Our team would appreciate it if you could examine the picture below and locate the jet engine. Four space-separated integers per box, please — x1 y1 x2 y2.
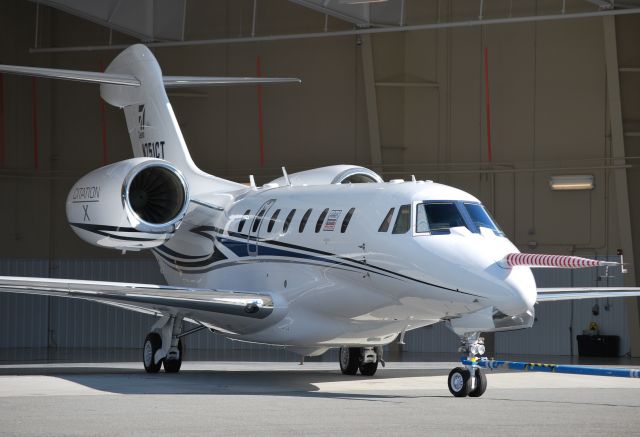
269 165 382 186
66 157 189 250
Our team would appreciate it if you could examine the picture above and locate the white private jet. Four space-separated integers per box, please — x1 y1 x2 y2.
1 44 639 398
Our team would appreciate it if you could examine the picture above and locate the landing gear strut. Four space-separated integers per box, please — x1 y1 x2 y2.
339 346 384 376
447 332 487 397
142 315 185 373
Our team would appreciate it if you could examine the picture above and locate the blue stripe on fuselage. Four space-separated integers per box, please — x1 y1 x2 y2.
216 236 370 273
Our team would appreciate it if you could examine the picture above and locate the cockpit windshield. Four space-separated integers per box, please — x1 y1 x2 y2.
463 203 503 235
415 201 503 236
416 202 466 234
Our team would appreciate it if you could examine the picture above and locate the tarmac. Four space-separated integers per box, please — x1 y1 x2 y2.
0 354 639 437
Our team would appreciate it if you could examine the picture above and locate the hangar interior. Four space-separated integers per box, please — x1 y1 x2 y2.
1 0 640 359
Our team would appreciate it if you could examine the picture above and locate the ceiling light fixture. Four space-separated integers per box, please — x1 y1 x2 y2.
549 175 594 191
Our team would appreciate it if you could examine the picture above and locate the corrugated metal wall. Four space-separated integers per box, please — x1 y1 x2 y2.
0 258 631 356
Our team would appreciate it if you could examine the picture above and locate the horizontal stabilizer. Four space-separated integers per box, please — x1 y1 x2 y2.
537 287 640 302
0 64 140 86
163 76 301 87
0 65 301 88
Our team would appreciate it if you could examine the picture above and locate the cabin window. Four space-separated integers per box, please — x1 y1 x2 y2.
392 205 410 234
299 208 313 232
416 202 466 234
464 203 503 235
315 208 329 233
341 208 355 233
252 207 268 233
267 209 281 233
238 209 251 233
378 208 395 232
283 209 296 233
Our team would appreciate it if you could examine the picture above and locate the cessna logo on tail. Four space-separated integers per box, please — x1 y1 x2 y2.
138 105 146 139
138 105 165 158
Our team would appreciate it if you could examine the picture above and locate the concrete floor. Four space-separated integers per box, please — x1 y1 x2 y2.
0 359 639 436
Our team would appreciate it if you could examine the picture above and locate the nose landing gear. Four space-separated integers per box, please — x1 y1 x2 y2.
448 333 487 397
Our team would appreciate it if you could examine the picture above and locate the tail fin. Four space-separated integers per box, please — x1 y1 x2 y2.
101 44 238 193
0 44 300 194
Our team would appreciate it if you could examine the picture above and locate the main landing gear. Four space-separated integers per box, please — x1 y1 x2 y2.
339 346 384 376
447 333 488 398
143 314 193 373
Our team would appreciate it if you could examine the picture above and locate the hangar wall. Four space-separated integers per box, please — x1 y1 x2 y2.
0 0 638 357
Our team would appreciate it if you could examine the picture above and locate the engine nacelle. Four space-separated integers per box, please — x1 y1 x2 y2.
269 165 382 186
66 158 189 250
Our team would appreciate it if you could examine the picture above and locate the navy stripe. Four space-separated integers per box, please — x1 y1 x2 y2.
167 226 484 299
70 223 162 242
69 223 140 233
156 245 208 260
153 247 227 268
256 238 480 297
218 237 249 258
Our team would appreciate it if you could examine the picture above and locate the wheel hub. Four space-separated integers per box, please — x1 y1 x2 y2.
340 348 349 367
451 372 464 392
143 340 153 366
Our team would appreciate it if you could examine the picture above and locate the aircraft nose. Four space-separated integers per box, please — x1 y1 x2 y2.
501 266 537 315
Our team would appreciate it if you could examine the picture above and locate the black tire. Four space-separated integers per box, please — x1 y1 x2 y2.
359 361 378 376
339 347 360 375
468 368 487 397
163 339 183 373
143 333 162 373
448 367 472 397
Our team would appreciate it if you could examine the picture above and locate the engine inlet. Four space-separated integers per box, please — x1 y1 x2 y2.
127 165 187 225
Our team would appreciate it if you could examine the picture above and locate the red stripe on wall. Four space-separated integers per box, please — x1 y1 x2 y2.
0 73 5 167
484 47 493 162
99 62 108 165
256 56 265 167
32 78 39 170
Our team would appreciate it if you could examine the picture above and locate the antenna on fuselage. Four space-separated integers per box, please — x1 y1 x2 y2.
249 175 257 190
411 175 417 183
282 167 292 186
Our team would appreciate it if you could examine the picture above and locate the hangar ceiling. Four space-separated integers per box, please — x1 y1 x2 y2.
26 0 640 53
288 0 406 27
28 0 187 41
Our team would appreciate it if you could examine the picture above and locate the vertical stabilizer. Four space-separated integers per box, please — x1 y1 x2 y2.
100 44 243 193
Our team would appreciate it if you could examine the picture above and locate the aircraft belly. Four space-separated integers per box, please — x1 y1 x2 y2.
185 261 453 346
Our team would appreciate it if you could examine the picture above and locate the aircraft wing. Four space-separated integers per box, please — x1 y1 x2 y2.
537 287 640 302
0 276 274 320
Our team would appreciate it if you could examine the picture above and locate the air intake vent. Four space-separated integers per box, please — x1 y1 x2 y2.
128 166 186 224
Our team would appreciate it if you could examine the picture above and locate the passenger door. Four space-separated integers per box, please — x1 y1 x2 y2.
246 199 276 256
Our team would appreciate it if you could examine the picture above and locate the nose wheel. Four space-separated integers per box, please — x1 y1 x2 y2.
448 333 488 397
